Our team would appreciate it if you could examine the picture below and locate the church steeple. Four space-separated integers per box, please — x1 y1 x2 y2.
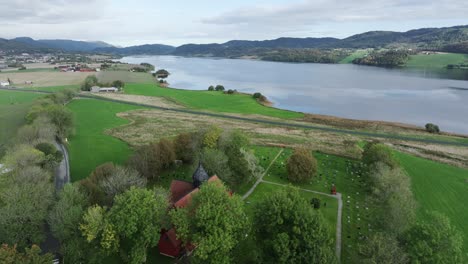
192 161 209 188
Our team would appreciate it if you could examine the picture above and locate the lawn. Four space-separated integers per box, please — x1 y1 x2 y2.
123 83 303 119
339 50 369 64
67 98 144 181
252 146 371 263
406 53 468 68
395 151 468 254
0 90 43 157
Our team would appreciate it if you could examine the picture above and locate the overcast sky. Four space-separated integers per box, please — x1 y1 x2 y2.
1 0 467 47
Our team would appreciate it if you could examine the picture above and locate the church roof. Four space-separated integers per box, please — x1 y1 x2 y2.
169 180 195 204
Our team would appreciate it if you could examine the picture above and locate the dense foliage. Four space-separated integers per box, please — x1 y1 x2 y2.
352 50 410 67
253 188 336 264
287 148 317 183
170 182 249 264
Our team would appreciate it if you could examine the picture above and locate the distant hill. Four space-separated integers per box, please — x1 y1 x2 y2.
94 44 176 55
173 25 468 56
12 37 114 52
0 38 55 53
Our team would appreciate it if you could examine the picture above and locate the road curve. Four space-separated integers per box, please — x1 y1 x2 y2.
2 87 468 147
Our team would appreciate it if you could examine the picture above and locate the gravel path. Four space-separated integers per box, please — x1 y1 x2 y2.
53 140 70 190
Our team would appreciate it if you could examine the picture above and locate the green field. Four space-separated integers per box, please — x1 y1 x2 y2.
0 90 42 156
67 99 143 181
97 71 156 84
339 50 369 64
406 53 468 68
21 85 79 92
124 83 303 119
396 152 468 253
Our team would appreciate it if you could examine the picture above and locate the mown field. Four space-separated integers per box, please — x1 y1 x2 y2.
0 71 93 87
0 90 42 156
123 83 303 119
97 71 155 84
406 53 468 68
67 99 143 181
339 50 369 64
396 151 468 253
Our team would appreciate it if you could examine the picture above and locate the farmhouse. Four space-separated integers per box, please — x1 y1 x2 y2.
158 163 221 258
0 80 10 87
91 86 119 93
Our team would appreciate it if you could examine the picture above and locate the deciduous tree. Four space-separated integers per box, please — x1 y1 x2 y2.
170 182 249 264
287 148 317 183
253 188 336 264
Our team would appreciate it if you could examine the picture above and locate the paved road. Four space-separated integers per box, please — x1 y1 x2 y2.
53 141 70 190
2 86 468 147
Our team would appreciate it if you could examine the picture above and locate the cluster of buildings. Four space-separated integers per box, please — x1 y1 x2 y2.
57 64 100 72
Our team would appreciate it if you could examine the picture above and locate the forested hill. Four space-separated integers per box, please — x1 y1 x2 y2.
173 25 468 56
94 44 176 55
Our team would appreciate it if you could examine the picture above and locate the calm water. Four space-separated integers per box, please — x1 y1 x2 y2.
120 56 468 134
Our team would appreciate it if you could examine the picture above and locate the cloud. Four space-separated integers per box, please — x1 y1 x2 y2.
0 0 109 24
201 0 468 26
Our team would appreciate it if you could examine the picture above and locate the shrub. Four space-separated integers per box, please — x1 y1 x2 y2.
208 85 215 91
311 198 321 209
174 133 196 163
425 123 440 133
111 80 125 88
287 148 317 183
203 126 223 149
227 89 235 94
253 92 262 99
215 85 225 91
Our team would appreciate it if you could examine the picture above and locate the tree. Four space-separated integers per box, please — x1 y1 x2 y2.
215 85 225 91
252 92 262 99
0 170 53 248
287 148 317 183
49 184 88 242
253 188 336 264
154 69 169 79
48 184 90 263
2 145 45 170
401 212 463 264
174 133 196 163
208 85 214 91
43 104 74 139
0 244 54 264
98 166 147 204
82 188 169 264
111 80 125 88
359 233 408 264
425 123 440 133
80 162 116 205
368 163 416 234
311 197 321 209
219 130 251 185
16 116 56 145
170 181 249 264
81 75 99 91
203 126 223 149
157 138 176 169
362 143 398 169
35 142 63 170
202 148 233 184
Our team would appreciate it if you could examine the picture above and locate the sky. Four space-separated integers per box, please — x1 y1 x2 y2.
1 0 467 47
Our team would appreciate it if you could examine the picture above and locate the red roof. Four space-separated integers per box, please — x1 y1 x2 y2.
170 180 194 203
174 188 199 208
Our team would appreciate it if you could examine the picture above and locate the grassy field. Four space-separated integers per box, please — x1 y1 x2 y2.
0 71 93 87
396 151 468 253
21 85 80 92
0 90 43 157
97 71 156 84
339 50 369 64
252 146 371 263
123 83 303 119
406 53 468 68
67 99 143 181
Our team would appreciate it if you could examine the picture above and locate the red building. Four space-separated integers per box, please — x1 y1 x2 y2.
158 163 219 258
